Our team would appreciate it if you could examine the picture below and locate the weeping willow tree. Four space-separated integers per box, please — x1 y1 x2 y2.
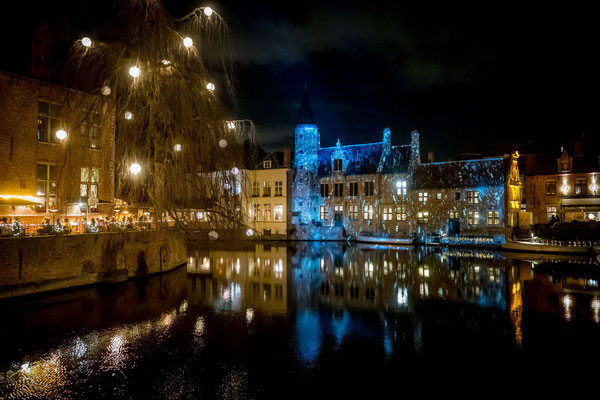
62 0 256 234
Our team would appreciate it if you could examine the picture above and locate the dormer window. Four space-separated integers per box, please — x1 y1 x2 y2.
333 159 343 171
264 160 271 169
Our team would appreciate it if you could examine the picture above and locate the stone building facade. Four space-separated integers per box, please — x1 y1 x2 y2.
522 148 600 225
292 89 522 242
0 70 116 223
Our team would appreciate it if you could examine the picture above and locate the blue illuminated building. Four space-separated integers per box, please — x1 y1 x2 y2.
291 88 521 242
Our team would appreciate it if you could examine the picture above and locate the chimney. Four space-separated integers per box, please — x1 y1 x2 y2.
283 145 291 168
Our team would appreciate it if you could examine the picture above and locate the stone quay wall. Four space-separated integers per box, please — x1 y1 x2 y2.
0 229 187 299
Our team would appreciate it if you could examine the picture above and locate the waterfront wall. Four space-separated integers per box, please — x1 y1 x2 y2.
0 229 186 299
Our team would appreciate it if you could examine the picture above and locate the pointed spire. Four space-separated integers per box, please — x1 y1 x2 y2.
297 83 315 125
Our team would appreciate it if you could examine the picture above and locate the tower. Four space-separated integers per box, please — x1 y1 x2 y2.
293 85 320 224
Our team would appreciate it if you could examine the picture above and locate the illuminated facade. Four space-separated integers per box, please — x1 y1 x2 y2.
523 147 600 224
292 89 521 241
0 70 116 223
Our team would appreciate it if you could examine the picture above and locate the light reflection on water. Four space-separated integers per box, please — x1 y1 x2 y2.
1 242 600 398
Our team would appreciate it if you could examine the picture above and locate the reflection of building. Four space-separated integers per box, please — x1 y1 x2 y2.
0 70 115 223
186 244 289 313
522 144 600 224
291 87 523 241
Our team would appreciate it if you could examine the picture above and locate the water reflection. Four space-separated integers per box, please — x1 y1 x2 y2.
1 242 600 398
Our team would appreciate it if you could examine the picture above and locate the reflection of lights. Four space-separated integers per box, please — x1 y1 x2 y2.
397 287 408 306
162 311 174 328
73 337 87 358
246 308 254 324
223 288 231 302
179 300 188 313
275 259 283 279
194 316 205 336
109 335 124 353
562 294 574 321
592 297 600 323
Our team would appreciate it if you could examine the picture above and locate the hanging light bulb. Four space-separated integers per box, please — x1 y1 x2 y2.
129 66 141 78
81 37 92 47
56 130 67 140
246 229 254 237
174 144 182 152
227 121 235 130
183 37 193 47
101 85 111 96
219 139 228 148
204 7 213 16
231 167 239 175
124 111 133 120
206 82 215 91
130 162 141 175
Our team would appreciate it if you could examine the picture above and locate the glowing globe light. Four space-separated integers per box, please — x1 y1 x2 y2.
174 144 182 152
162 59 171 65
55 129 67 140
246 228 254 237
81 37 92 47
231 167 239 175
208 230 219 240
218 139 228 148
204 7 213 16
101 85 111 96
227 121 235 130
183 37 193 47
129 66 141 78
124 111 133 120
206 82 215 91
130 162 141 175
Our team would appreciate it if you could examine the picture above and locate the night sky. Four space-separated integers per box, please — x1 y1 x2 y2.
2 0 598 160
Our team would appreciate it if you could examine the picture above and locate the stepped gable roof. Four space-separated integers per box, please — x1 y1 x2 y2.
381 145 412 174
414 157 506 189
317 142 384 177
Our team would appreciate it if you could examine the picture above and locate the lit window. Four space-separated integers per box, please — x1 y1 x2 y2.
418 192 428 202
274 181 283 196
468 211 479 225
417 211 429 224
36 163 58 212
449 211 459 219
334 205 343 214
487 211 499 226
263 204 272 221
546 206 557 221
382 206 393 221
37 101 61 143
274 205 283 221
263 182 271 197
80 166 99 200
575 178 587 195
253 204 260 221
364 181 374 196
396 180 407 196
363 205 373 220
467 191 479 204
252 182 260 197
320 205 328 220
348 205 358 220
396 205 407 221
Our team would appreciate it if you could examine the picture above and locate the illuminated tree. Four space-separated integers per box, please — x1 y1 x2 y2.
62 0 255 232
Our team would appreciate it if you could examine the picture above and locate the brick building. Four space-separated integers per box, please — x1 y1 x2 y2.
0 70 116 224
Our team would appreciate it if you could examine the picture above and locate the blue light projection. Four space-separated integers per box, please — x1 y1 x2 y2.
295 310 322 365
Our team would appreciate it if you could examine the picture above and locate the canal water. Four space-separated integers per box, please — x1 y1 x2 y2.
1 242 600 398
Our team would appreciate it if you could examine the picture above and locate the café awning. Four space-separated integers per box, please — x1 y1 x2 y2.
561 197 600 208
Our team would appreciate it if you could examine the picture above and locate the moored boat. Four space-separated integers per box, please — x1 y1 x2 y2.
354 232 413 245
501 239 591 254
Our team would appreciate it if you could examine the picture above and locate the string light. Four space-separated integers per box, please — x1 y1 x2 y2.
130 162 141 175
227 121 235 130
183 37 193 47
56 129 67 140
101 85 111 96
124 111 133 120
206 82 215 91
174 144 182 152
82 37 92 47
204 7 213 16
129 66 141 78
